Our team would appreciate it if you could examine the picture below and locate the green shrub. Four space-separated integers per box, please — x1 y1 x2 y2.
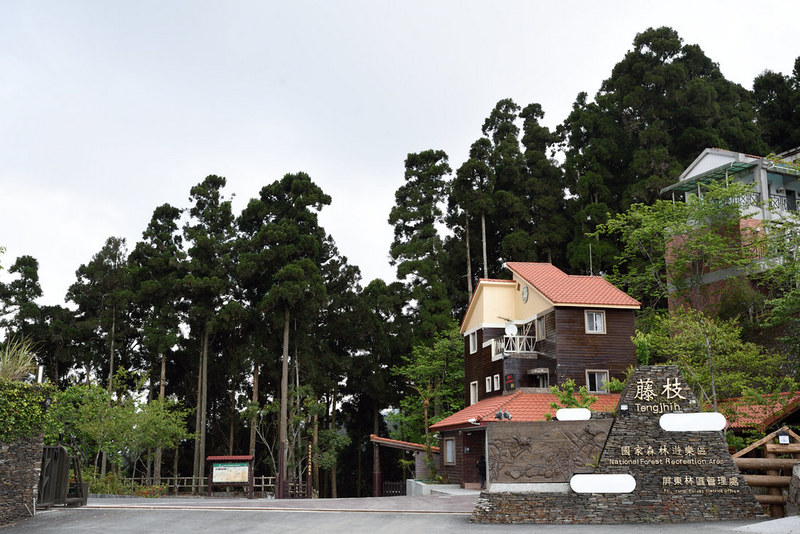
86 472 167 498
0 380 54 442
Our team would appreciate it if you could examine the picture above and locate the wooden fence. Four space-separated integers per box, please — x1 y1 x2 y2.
382 481 406 496
732 426 800 518
117 476 277 495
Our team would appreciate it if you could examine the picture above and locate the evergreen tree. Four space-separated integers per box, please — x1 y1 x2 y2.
129 203 185 482
67 237 133 394
753 57 800 153
561 26 767 273
389 149 453 344
519 103 569 265
182 175 236 491
255 172 330 495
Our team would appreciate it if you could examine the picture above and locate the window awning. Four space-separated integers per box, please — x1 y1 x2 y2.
660 162 757 194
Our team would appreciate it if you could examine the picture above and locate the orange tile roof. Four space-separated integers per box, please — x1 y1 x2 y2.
719 392 800 431
430 392 620 431
369 434 440 453
506 262 640 308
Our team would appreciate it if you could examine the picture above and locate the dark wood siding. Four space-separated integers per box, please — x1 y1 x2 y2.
464 327 505 403
554 307 636 388
502 357 555 390
438 428 485 486
438 430 463 484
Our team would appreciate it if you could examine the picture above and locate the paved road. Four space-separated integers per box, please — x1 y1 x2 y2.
3 495 800 534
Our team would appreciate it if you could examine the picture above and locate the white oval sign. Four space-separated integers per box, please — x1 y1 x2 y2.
570 474 636 494
659 412 726 432
555 408 591 421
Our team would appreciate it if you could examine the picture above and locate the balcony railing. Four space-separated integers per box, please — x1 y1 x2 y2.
502 335 538 354
728 192 761 209
724 191 798 214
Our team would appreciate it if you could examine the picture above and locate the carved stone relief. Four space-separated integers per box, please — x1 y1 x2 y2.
487 420 612 484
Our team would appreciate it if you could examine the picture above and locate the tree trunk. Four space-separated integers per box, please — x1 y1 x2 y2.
173 445 180 495
481 213 488 278
312 409 319 496
465 210 473 299
154 352 166 484
249 359 259 457
331 383 338 499
356 425 362 497
279 307 290 498
228 388 235 456
101 306 117 478
199 327 209 491
192 342 202 493
703 325 718 412
422 395 434 474
192 327 209 494
108 305 116 395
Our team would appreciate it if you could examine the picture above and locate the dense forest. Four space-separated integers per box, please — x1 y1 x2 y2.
3 27 800 497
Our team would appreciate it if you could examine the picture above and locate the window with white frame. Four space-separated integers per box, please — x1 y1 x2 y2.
491 338 502 361
585 310 606 334
444 438 455 465
586 370 609 393
469 332 478 353
485 376 492 393
470 381 478 405
493 374 500 391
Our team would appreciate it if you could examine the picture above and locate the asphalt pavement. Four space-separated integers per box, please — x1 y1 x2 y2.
3 494 800 534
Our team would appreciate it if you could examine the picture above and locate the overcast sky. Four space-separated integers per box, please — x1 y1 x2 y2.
1 1 797 307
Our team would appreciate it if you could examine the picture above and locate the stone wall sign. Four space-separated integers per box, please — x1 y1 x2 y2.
472 365 763 523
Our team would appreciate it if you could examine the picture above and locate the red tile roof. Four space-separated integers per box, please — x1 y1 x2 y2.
369 434 440 453
506 262 640 308
430 392 620 431
719 392 800 431
206 455 253 461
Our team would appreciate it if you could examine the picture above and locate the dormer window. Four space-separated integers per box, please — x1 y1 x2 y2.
585 310 606 334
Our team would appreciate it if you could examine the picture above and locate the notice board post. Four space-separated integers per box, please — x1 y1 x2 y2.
206 455 254 499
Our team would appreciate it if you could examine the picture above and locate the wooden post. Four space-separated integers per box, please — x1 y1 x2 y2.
373 442 382 497
306 443 313 499
766 447 784 518
277 441 287 499
248 456 254 499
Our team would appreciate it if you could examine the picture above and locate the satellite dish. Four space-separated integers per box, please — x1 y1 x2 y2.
504 323 518 336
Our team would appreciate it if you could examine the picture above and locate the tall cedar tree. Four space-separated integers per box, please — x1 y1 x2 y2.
519 103 569 265
67 237 133 396
182 175 235 491
256 172 330 493
452 137 495 285
389 149 453 345
482 99 529 275
128 203 185 483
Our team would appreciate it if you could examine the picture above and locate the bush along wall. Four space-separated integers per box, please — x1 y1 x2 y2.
0 380 53 527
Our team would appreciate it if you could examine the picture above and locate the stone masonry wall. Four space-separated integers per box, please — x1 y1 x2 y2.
472 366 763 524
0 434 43 527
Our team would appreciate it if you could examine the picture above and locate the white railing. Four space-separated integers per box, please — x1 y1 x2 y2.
502 335 537 354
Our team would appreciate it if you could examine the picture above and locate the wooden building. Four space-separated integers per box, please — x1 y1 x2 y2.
432 262 640 488
461 262 640 404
